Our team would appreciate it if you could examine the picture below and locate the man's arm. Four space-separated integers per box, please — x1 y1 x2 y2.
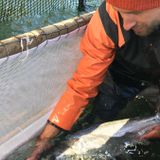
27 123 60 160
140 125 160 139
48 10 116 131
27 9 116 159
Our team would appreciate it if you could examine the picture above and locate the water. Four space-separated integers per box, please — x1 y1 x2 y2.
0 2 101 40
82 136 160 160
7 136 160 160
43 115 160 160
6 115 160 160
0 10 78 40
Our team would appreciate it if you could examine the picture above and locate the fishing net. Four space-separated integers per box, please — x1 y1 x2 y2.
0 12 93 159
0 0 101 158
0 0 101 22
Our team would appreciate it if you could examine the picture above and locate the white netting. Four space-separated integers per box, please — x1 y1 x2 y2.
0 26 85 159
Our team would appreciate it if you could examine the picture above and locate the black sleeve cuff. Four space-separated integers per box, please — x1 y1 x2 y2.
47 120 67 132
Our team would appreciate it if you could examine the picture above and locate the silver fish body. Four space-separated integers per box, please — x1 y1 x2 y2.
50 116 160 160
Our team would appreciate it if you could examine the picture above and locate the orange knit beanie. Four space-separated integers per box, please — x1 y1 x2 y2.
108 0 160 11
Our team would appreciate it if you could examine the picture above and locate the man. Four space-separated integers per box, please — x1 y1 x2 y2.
27 0 160 159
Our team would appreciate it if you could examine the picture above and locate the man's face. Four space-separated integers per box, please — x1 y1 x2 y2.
114 7 160 36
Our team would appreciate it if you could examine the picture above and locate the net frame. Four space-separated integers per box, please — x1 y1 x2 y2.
0 12 93 58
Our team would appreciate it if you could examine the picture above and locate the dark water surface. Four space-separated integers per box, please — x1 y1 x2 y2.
7 118 160 160
7 129 160 160
6 98 160 160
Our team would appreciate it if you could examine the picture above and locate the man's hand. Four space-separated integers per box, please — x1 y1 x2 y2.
26 123 61 160
140 125 160 140
26 138 50 160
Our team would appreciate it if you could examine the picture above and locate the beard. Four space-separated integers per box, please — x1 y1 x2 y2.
132 21 160 37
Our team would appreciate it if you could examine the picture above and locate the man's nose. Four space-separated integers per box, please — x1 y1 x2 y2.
123 20 136 31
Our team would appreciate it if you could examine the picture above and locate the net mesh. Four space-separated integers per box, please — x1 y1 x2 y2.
0 0 77 22
0 0 101 22
0 26 85 159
